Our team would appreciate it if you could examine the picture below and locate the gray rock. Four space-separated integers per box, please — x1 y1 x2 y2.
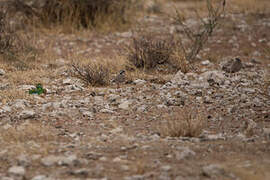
63 78 73 85
1 177 14 180
19 85 36 91
41 154 79 167
161 165 171 171
58 154 79 166
94 96 104 106
253 51 261 57
13 99 28 109
1 105 11 112
81 111 93 117
117 31 132 38
3 124 12 130
175 147 196 160
68 168 88 177
8 166 25 176
201 133 225 141
124 175 145 180
31 175 53 180
133 79 146 85
165 97 185 106
0 68 5 75
200 70 225 86
137 105 147 112
171 71 187 84
41 155 61 166
119 100 132 110
0 83 9 90
263 128 270 138
19 110 35 119
108 94 120 103
189 81 209 89
17 154 30 167
55 58 66 66
201 60 211 66
202 164 225 177
100 108 114 113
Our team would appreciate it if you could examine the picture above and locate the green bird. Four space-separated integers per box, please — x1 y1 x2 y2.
29 83 46 95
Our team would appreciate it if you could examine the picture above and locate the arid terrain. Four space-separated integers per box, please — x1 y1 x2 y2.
0 0 269 180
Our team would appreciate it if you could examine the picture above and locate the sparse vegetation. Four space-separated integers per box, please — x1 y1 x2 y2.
4 0 140 32
0 11 22 55
160 106 206 137
0 122 56 155
173 0 226 62
127 0 225 73
0 11 38 70
127 35 183 73
72 62 110 86
38 0 138 31
0 0 269 178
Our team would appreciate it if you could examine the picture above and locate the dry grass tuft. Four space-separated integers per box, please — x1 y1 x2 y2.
0 11 39 70
11 0 140 32
0 11 24 55
72 61 110 86
0 89 28 104
160 106 207 137
229 0 270 14
127 35 184 73
127 0 225 73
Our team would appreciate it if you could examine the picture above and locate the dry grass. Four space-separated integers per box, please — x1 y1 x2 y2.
127 34 184 73
229 0 270 14
159 106 207 137
0 10 39 71
9 0 141 33
72 61 110 86
0 122 57 155
71 55 140 86
0 89 29 104
127 0 225 73
0 11 24 55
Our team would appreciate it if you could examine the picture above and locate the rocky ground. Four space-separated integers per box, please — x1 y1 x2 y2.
0 0 270 180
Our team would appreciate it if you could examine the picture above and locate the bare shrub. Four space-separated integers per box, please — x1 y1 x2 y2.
159 106 207 137
174 0 226 62
127 0 225 73
72 62 110 86
127 35 183 72
33 0 139 31
0 10 38 70
0 11 22 54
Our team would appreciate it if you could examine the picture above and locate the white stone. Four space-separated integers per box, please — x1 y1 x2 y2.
133 79 146 85
8 166 25 176
82 111 93 117
19 85 36 90
175 147 196 160
201 60 210 65
2 105 11 112
63 78 73 85
202 164 225 177
119 100 132 110
19 110 35 119
0 68 5 75
41 155 61 166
